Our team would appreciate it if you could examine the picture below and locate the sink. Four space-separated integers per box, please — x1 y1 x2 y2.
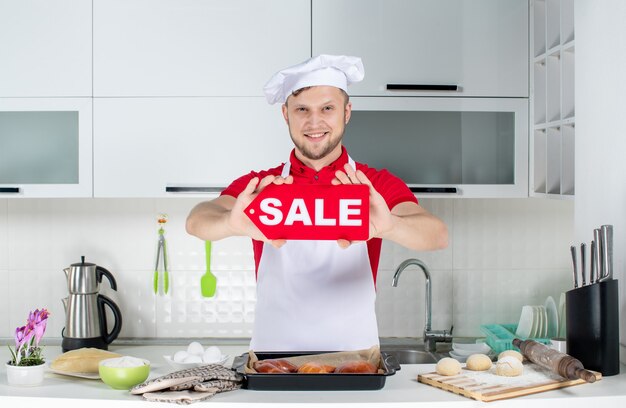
382 348 441 364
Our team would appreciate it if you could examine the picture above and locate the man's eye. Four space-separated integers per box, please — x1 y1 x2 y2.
323 106 334 111
296 107 307 112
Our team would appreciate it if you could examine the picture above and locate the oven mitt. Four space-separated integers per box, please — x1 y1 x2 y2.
131 364 242 395
142 390 217 405
193 379 242 393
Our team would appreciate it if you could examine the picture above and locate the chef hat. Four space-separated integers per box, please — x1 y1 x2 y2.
263 54 364 105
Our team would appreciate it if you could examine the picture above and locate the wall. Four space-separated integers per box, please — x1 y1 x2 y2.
576 0 626 361
0 197 573 341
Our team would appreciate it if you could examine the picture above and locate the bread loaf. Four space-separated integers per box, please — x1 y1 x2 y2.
253 359 298 373
50 348 122 373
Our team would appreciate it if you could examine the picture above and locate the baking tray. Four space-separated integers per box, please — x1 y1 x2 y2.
232 351 400 391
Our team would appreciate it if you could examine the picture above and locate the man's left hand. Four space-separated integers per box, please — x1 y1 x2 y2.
332 163 393 248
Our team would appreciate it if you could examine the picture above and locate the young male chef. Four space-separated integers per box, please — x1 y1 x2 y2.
186 55 448 351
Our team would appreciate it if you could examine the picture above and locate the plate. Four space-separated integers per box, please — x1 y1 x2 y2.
545 296 558 338
452 341 491 355
163 354 229 370
537 305 547 338
515 305 534 338
558 292 566 338
47 364 100 380
529 306 540 338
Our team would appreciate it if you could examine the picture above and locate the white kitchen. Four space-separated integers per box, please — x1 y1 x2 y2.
1 0 625 406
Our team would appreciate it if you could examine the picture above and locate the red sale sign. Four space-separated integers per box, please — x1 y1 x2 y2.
245 184 370 240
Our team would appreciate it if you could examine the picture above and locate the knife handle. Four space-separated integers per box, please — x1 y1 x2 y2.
580 243 586 286
570 245 578 288
601 225 613 280
594 229 602 283
590 241 596 283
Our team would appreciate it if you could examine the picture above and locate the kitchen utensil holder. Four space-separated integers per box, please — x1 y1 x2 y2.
566 279 620 376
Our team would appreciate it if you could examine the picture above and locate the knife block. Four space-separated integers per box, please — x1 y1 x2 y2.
566 279 620 376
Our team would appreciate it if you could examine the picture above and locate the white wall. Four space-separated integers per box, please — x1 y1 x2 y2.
576 0 626 362
0 197 573 341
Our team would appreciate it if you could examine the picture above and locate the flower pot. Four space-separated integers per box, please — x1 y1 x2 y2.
6 362 45 386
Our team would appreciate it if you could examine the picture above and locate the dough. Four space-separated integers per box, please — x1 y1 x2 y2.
436 357 462 376
50 348 122 373
496 356 524 376
498 350 524 362
465 354 492 371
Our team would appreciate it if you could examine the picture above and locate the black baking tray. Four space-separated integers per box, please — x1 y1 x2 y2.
232 351 400 391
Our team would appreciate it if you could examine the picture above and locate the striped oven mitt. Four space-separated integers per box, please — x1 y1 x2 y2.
131 364 243 405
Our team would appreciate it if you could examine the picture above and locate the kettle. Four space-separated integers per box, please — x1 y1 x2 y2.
61 257 123 352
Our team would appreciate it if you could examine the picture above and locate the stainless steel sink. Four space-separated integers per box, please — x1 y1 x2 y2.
384 349 438 364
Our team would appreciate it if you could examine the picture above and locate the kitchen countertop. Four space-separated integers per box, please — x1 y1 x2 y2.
2 343 626 408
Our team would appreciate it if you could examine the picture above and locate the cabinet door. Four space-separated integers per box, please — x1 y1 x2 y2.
94 98 293 197
93 0 310 97
0 0 92 97
0 98 92 197
313 0 528 97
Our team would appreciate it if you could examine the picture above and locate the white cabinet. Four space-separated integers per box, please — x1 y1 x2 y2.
94 98 293 197
0 0 91 97
0 98 93 197
93 0 310 97
346 98 529 198
312 0 528 97
530 0 575 198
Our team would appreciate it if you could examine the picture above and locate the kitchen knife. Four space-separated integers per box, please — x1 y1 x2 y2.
580 243 586 286
570 245 578 288
593 228 602 283
600 224 613 281
590 240 596 283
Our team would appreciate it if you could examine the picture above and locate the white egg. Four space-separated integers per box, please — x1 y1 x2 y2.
173 350 189 363
183 354 203 364
202 346 222 363
187 341 204 356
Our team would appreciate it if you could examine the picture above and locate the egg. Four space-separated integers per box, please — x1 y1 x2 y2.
173 350 189 363
202 346 222 364
187 341 204 356
183 354 203 364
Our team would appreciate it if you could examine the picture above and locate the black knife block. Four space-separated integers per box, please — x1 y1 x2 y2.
566 279 620 376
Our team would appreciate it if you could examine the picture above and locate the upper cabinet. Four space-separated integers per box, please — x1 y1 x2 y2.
0 98 93 197
313 0 528 98
93 0 310 97
0 0 92 97
93 98 292 197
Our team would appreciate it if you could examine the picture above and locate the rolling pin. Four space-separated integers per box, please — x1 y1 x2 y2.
512 338 596 383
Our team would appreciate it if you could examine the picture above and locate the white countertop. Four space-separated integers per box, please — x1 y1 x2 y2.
2 344 626 408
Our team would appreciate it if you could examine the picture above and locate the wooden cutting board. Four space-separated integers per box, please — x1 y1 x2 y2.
418 364 602 402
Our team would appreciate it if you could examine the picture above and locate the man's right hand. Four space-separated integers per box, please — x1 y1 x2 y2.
227 174 293 248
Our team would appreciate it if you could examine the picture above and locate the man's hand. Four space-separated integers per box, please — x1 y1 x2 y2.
332 163 393 248
228 174 293 248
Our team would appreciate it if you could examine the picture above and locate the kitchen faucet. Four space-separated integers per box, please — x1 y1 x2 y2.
392 258 453 352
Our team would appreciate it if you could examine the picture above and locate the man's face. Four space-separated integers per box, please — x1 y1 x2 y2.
282 86 351 163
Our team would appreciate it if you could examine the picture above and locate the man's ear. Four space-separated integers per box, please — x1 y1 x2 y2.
344 101 352 124
281 103 289 124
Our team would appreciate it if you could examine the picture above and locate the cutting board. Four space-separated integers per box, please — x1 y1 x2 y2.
418 364 602 402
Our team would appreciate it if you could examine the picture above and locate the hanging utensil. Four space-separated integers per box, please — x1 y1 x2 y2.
200 240 217 297
154 214 169 295
590 240 596 284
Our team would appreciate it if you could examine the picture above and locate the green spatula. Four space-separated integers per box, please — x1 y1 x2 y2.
200 240 217 297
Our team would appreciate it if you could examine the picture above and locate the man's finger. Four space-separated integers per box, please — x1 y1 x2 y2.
257 175 276 192
337 239 352 249
334 170 352 185
242 177 259 196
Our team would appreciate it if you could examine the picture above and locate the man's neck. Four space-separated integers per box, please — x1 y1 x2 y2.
294 146 343 172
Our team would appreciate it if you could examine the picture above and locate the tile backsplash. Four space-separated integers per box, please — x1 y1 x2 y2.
0 197 574 340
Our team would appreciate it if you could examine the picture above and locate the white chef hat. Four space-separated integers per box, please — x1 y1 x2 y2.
263 54 364 105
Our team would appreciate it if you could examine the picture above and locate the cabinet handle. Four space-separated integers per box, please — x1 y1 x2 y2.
386 84 459 91
410 187 458 193
0 187 20 193
165 186 224 193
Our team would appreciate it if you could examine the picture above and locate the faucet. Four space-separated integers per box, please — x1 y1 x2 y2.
392 258 453 352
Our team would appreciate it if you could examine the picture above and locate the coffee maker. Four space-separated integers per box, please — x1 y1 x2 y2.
61 256 122 352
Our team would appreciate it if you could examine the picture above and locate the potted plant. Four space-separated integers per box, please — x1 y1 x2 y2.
6 308 50 386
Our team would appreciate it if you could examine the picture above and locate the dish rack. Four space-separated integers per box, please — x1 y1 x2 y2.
480 324 551 354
